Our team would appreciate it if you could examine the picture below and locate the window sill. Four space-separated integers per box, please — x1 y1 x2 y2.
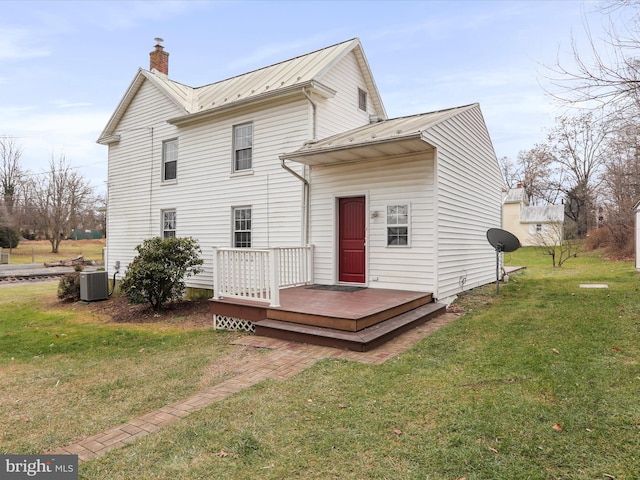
162 179 178 186
230 169 254 178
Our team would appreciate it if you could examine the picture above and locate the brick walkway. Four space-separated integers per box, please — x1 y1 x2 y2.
52 313 458 462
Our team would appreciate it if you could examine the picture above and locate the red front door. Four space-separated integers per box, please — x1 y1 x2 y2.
338 196 366 283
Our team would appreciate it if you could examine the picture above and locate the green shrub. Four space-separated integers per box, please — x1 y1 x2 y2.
57 272 81 302
0 225 19 248
120 236 204 311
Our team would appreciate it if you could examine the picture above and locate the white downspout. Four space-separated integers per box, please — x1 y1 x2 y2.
278 87 317 245
302 87 317 140
281 158 309 245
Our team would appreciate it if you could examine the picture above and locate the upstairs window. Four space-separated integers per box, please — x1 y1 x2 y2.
162 209 176 238
233 207 252 247
386 204 410 247
233 123 253 172
162 139 178 181
358 88 367 112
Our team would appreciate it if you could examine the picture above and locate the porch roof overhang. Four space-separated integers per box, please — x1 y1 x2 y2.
280 132 434 166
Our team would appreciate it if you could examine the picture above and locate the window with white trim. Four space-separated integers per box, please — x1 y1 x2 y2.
233 207 251 247
386 204 410 246
162 209 176 238
162 139 178 181
358 88 367 111
233 123 253 172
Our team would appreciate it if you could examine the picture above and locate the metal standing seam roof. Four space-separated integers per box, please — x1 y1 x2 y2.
520 204 565 223
280 104 478 161
98 38 386 142
503 187 528 205
191 39 368 113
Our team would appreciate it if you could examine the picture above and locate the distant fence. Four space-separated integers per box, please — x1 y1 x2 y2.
69 229 104 240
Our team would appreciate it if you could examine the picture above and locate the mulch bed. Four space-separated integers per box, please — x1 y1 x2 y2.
83 295 213 327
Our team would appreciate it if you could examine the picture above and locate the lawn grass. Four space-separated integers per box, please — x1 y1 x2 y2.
3 239 106 264
77 247 640 479
0 283 239 454
2 248 638 478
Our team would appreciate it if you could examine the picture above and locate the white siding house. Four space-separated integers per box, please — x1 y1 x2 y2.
282 104 503 302
99 39 386 292
99 38 504 305
503 185 565 247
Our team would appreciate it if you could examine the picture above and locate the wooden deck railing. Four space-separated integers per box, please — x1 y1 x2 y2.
212 245 314 307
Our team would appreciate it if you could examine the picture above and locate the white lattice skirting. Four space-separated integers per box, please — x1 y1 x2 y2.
214 315 256 333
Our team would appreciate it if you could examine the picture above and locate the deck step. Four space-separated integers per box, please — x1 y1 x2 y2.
255 302 447 352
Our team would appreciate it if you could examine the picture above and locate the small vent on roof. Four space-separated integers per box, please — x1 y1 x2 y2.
396 130 402 134
237 94 241 98
265 85 269 90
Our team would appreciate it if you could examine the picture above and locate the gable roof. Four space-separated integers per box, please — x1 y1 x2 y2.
503 187 528 205
97 69 191 144
98 38 385 143
280 103 479 166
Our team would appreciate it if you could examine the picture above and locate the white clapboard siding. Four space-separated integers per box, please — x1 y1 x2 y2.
106 79 183 279
309 152 436 292
424 104 504 300
315 50 377 139
105 39 390 293
171 104 309 289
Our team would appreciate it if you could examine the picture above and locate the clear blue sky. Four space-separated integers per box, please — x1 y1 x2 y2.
0 0 624 193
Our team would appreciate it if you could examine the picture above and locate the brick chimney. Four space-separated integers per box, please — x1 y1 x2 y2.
149 38 169 75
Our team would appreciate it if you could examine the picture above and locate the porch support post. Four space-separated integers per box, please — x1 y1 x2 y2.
306 244 314 284
269 247 281 307
212 246 221 299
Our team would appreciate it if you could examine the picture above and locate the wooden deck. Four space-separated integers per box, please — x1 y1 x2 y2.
210 285 447 351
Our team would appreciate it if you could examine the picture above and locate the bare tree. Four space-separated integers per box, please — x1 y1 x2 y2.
0 137 24 216
498 155 519 189
546 112 610 237
533 222 578 267
27 155 94 253
599 113 640 253
499 146 560 205
517 144 562 205
546 1 640 112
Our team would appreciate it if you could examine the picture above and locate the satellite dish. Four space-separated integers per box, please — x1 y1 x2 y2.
486 228 520 294
487 228 520 253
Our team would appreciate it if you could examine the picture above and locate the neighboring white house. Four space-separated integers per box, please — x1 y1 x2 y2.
502 185 565 247
98 38 504 303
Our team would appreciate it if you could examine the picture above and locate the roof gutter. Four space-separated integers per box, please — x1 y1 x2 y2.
167 80 335 127
280 131 426 161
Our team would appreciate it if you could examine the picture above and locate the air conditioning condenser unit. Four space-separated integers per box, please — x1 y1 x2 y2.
80 271 109 301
